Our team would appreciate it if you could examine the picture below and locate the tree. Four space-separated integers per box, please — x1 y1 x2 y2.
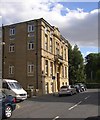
85 53 100 83
68 44 85 84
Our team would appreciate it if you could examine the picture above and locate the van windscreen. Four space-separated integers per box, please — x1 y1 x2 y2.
8 82 22 89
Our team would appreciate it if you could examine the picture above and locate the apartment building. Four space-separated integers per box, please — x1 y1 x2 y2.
2 18 69 95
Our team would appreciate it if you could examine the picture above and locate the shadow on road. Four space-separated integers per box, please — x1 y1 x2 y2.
85 116 100 120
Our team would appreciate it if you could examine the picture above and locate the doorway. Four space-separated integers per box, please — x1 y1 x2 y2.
57 73 60 91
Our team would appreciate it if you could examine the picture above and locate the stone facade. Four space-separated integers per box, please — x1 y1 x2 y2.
3 18 69 95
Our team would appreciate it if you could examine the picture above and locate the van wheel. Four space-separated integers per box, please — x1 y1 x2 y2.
4 106 12 118
70 92 73 96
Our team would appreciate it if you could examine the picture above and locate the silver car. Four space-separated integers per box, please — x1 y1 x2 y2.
58 85 77 97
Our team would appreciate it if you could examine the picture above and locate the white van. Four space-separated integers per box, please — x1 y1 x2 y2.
2 79 27 100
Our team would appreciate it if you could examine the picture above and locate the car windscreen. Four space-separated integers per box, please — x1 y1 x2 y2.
8 82 22 89
74 85 79 87
61 86 68 89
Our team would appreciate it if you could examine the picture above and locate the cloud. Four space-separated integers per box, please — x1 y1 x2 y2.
60 8 98 47
0 0 98 48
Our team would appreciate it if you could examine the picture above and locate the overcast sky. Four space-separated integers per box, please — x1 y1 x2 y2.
0 0 99 57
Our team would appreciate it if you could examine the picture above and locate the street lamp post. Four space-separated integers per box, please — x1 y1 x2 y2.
0 26 5 89
0 43 5 89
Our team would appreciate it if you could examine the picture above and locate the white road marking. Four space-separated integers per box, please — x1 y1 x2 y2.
68 101 82 111
84 96 90 100
16 104 20 109
52 116 59 120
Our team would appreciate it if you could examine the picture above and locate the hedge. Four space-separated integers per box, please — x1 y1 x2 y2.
86 83 100 89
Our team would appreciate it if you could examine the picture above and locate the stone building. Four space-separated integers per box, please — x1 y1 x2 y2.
2 18 69 95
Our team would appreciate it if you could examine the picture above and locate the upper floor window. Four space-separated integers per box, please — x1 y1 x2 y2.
9 65 14 75
27 42 34 50
45 27 48 34
56 42 59 55
28 24 34 32
45 34 48 51
65 66 67 78
50 31 53 38
64 48 66 60
50 38 53 53
50 62 53 76
45 60 48 76
9 44 15 52
61 46 63 57
27 62 34 76
9 28 15 36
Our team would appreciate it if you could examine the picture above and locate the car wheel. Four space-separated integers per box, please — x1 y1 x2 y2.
59 94 62 97
5 106 12 118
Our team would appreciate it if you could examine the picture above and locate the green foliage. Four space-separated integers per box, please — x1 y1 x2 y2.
86 83 100 88
85 53 100 83
68 44 85 84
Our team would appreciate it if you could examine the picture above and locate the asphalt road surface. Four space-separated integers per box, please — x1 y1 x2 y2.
10 89 99 120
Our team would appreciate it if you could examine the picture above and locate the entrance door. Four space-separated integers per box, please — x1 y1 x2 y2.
57 73 60 91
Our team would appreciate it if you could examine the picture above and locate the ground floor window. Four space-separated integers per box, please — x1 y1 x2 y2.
65 82 67 86
45 82 49 94
45 60 48 76
65 66 67 78
62 82 64 86
51 82 53 93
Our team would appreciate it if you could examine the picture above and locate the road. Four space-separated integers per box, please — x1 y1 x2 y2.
11 89 99 119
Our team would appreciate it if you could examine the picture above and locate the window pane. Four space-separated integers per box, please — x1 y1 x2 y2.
45 35 48 50
28 42 34 50
9 65 14 74
45 60 48 75
50 38 52 53
9 44 15 52
28 25 34 32
27 63 34 75
9 28 15 36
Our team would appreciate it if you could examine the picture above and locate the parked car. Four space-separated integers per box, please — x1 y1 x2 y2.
58 85 77 97
74 84 83 93
75 83 87 92
0 91 16 119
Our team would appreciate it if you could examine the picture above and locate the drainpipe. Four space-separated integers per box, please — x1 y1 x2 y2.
2 25 5 79
36 20 38 90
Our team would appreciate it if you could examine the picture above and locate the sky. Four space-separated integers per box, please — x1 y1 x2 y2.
0 0 99 58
